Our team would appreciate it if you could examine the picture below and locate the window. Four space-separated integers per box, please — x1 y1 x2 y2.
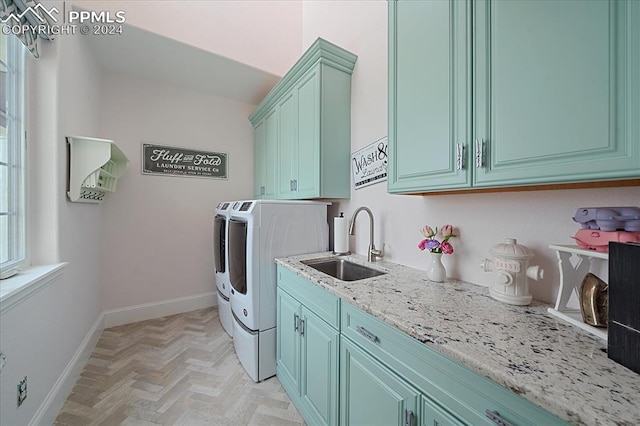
0 33 26 279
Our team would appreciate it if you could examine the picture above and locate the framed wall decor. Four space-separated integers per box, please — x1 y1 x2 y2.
352 137 387 189
142 143 228 179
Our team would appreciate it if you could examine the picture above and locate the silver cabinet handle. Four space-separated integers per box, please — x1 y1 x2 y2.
293 179 298 191
485 410 513 426
475 138 485 168
404 409 415 426
260 186 265 196
356 326 380 344
299 319 305 336
456 143 464 170
294 313 300 332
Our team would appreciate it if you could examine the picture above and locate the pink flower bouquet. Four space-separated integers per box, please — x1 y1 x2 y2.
418 225 457 254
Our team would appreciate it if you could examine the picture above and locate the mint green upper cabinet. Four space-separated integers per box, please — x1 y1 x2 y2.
294 68 321 199
388 0 640 194
249 39 357 200
277 91 298 199
277 67 322 200
253 118 266 198
474 0 640 187
253 110 278 198
388 0 471 193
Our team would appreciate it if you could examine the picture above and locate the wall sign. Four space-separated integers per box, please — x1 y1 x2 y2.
142 143 228 179
352 137 387 189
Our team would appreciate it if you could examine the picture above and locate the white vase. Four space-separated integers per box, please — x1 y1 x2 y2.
427 252 446 282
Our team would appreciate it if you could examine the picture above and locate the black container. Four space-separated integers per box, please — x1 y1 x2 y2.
608 242 640 374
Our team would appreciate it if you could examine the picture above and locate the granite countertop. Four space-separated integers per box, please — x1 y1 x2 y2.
275 252 640 426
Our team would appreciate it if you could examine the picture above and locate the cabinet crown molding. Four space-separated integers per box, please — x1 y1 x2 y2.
249 38 357 125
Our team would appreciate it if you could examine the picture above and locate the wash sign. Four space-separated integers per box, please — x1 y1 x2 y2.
142 143 228 179
352 137 387 189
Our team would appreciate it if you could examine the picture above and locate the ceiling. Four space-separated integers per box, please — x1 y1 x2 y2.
83 23 281 106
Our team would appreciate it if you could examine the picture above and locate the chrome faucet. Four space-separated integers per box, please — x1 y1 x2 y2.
348 207 383 262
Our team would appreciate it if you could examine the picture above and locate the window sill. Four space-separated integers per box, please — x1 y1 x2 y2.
0 262 68 315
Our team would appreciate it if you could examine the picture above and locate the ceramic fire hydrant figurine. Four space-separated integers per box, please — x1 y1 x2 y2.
480 238 544 305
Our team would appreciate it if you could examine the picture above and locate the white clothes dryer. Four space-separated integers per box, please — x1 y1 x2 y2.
227 200 328 382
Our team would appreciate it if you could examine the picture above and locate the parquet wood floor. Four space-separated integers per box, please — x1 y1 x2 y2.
54 307 305 426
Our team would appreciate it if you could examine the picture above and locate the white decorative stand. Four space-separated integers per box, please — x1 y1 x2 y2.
67 136 128 203
548 244 608 341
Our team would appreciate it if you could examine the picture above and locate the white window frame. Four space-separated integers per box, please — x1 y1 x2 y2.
0 33 26 280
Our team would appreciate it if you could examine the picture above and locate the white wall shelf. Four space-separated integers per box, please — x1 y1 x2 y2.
547 244 608 341
67 136 128 203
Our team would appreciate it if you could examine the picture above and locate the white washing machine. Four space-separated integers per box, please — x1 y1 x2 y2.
228 200 328 382
213 201 233 337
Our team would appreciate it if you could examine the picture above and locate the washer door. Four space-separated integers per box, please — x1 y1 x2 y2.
213 215 226 274
228 218 247 295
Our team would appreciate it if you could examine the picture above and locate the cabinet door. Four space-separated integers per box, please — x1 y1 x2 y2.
295 68 321 198
253 119 266 198
388 0 471 193
341 336 420 426
264 108 279 198
474 0 640 187
277 92 297 199
276 289 301 393
421 396 465 426
300 306 339 426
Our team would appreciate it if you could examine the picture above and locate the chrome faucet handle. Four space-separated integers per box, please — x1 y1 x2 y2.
368 245 384 262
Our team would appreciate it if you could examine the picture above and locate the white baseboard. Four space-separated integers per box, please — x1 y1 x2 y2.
27 292 216 425
103 292 217 328
30 312 105 426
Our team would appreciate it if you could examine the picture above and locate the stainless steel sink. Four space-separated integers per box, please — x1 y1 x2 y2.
301 257 386 281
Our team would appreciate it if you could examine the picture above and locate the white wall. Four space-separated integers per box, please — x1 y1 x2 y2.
72 0 304 76
301 0 640 304
99 71 255 312
2 10 259 423
0 26 105 425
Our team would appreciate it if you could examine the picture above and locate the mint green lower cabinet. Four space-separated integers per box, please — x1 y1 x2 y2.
276 266 340 426
341 302 568 426
276 289 300 391
300 306 339 425
340 336 420 426
277 266 567 425
421 397 465 426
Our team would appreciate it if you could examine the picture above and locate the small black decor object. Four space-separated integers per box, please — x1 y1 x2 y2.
608 242 640 374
